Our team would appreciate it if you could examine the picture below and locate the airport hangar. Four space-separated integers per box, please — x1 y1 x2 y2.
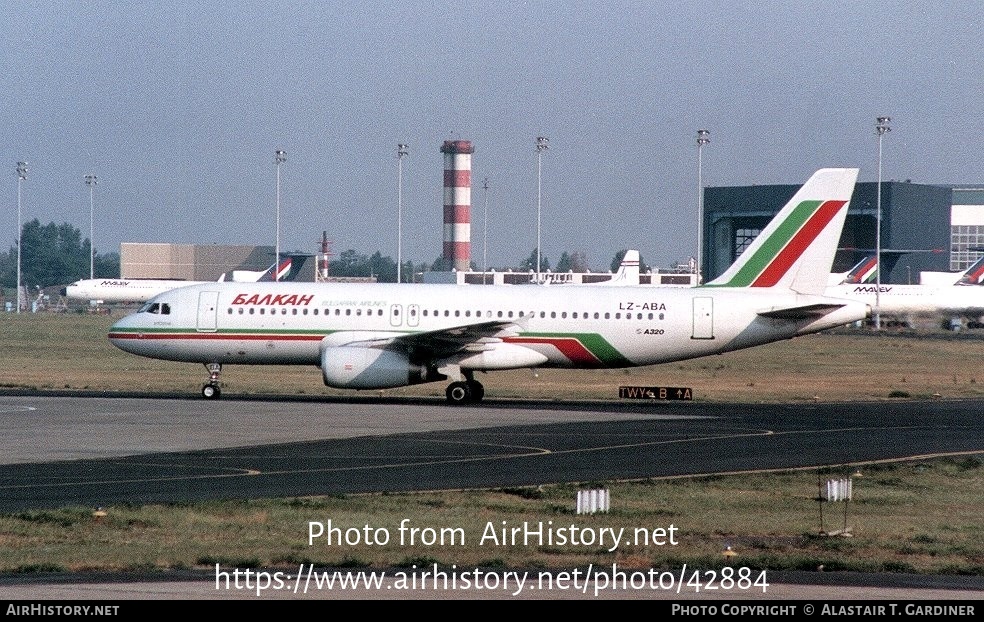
702 181 984 284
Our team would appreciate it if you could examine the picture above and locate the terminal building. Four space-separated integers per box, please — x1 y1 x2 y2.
701 181 970 284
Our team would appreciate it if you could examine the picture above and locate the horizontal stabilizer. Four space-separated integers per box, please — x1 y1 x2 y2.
757 303 847 320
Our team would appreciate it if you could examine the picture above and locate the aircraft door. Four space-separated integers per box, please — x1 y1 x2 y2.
408 304 420 327
691 296 714 340
390 304 403 327
197 291 220 332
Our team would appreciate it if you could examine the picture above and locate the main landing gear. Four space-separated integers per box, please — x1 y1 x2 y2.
445 371 485 405
202 362 222 399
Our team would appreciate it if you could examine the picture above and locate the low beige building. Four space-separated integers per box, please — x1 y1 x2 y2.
121 244 275 281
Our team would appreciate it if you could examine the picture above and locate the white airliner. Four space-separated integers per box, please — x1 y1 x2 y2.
824 255 984 327
64 257 301 303
109 168 868 403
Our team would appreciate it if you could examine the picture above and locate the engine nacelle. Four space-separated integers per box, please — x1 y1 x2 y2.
321 346 434 389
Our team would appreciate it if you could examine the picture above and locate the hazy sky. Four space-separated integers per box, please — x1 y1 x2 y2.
2 1 982 271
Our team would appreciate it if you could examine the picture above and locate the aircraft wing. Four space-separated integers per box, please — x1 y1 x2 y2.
757 303 849 320
328 320 524 360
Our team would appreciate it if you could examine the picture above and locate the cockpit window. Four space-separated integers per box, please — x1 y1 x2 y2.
139 302 171 315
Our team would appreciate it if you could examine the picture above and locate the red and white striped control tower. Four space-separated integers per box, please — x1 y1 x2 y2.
441 140 474 272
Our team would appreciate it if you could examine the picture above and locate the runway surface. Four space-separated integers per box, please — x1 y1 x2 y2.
0 393 981 512
1 393 982 600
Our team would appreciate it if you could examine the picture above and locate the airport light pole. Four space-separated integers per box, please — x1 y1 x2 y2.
85 174 98 279
15 161 27 314
875 117 891 331
397 143 408 283
696 129 710 282
275 149 286 281
482 177 490 284
535 136 549 283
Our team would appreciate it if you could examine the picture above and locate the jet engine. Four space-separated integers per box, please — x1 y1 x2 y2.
320 346 436 389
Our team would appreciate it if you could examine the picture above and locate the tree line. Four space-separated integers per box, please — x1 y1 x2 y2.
0 220 119 289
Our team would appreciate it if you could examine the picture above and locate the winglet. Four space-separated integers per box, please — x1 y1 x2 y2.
705 168 859 294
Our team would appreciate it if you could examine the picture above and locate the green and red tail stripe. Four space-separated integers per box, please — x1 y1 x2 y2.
708 199 846 288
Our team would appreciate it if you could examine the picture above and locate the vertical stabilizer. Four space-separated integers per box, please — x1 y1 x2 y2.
956 255 984 286
706 168 859 294
842 255 879 284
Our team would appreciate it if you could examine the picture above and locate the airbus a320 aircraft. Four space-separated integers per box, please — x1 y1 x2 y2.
109 168 868 404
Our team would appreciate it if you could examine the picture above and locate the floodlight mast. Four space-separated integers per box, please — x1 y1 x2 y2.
397 143 409 283
16 161 27 314
696 129 710 281
275 149 287 281
85 174 98 279
535 136 549 283
874 116 891 330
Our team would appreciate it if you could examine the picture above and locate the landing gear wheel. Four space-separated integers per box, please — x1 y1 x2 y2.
202 362 222 399
445 381 473 405
466 380 485 402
